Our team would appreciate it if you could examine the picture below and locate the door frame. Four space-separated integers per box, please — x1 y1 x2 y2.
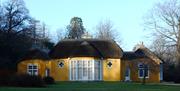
125 67 131 81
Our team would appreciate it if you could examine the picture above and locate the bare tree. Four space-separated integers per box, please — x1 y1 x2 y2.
144 0 180 64
95 19 121 44
0 0 54 70
56 28 67 41
1 0 30 34
29 20 52 50
150 35 176 63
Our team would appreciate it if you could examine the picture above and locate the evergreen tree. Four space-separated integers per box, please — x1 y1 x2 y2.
66 17 85 39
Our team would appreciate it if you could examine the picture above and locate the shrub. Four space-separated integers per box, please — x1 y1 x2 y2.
0 69 15 86
174 65 180 83
0 75 11 86
43 76 55 84
163 64 175 82
9 74 45 87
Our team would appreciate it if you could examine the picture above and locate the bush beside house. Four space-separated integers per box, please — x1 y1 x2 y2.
0 74 54 87
43 76 55 84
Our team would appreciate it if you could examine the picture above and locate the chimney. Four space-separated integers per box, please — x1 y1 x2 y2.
133 41 145 51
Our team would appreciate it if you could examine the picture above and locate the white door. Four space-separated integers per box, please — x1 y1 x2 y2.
125 68 130 81
45 68 50 77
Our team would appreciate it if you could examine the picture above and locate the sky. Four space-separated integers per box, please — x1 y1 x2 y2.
2 0 159 51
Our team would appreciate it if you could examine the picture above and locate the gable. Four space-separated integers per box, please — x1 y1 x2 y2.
136 48 162 64
122 47 162 64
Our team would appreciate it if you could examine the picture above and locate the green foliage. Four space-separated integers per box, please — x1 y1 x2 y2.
163 62 180 83
0 0 32 69
0 74 45 87
0 30 33 69
0 73 11 86
66 17 86 39
163 63 175 82
173 64 180 83
0 0 54 70
43 76 55 84
9 74 45 87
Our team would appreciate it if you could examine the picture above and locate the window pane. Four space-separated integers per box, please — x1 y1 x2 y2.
78 61 82 80
125 69 129 76
71 61 73 80
28 70 32 75
88 67 91 80
139 69 143 77
33 65 37 69
70 60 101 81
73 61 75 80
88 61 92 80
82 61 86 77
28 65 32 69
138 64 143 68
59 62 64 68
107 61 112 68
33 70 38 75
28 64 38 76
98 61 101 80
145 69 148 77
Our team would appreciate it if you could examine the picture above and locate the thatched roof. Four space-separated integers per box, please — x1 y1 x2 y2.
49 39 123 59
122 46 162 63
19 39 162 63
20 49 50 61
122 49 148 60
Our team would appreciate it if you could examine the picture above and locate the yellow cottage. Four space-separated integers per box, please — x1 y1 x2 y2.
17 39 163 83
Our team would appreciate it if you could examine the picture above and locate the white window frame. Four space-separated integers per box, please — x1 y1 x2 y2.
27 64 38 76
138 63 149 79
69 60 102 81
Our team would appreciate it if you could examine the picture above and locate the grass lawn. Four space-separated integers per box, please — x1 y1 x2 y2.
1 82 180 91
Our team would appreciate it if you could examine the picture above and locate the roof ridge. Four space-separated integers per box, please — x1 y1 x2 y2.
88 41 104 59
49 39 122 59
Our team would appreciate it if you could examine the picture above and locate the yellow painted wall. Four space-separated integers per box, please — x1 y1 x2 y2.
103 59 121 81
50 59 69 81
17 57 160 83
121 58 160 83
17 59 49 77
17 58 121 81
